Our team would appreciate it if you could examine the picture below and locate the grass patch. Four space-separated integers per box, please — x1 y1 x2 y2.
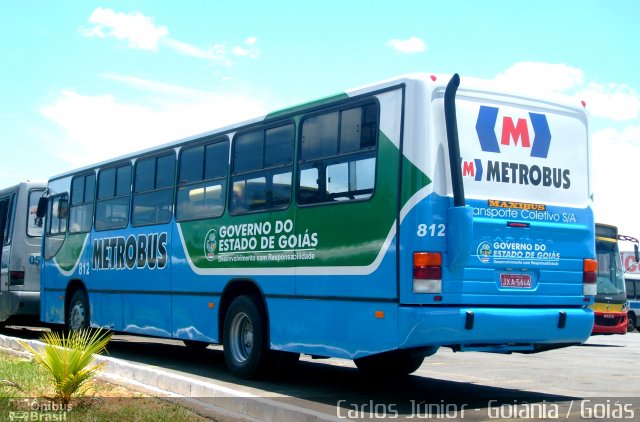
0 351 210 421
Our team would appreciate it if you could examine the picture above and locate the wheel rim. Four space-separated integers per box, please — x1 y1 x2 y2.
229 312 253 364
629 317 635 332
69 301 85 331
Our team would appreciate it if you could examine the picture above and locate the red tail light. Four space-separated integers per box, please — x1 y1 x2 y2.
9 271 25 286
583 258 597 296
413 252 442 293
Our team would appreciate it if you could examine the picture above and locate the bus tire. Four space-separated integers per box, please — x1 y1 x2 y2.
223 296 269 379
66 289 89 332
628 313 637 333
354 350 424 377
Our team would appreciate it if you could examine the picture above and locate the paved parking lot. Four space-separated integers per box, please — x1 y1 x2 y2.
2 325 639 420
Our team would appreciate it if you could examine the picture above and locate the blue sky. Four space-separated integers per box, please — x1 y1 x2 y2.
1 1 639 237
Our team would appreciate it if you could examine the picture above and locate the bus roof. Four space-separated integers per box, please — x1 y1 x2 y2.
47 72 586 182
0 181 46 196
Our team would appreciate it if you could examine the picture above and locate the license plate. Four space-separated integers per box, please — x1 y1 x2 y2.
500 274 532 288
603 314 615 319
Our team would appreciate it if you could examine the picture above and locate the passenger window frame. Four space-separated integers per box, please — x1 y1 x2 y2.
296 98 380 207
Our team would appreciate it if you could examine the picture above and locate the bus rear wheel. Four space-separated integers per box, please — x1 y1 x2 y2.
354 350 425 377
628 313 637 333
66 289 89 332
223 296 269 379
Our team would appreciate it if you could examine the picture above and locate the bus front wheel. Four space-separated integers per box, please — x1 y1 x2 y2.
223 296 269 379
66 289 89 331
354 350 425 377
628 313 637 333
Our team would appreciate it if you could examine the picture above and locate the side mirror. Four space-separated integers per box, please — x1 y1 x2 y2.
634 244 639 263
36 197 48 218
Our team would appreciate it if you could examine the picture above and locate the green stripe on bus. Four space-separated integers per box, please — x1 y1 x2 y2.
180 130 431 269
54 233 87 272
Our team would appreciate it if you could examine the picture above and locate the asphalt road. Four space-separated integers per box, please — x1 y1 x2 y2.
3 324 639 421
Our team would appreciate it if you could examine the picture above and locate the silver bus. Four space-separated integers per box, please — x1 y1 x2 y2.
0 182 46 324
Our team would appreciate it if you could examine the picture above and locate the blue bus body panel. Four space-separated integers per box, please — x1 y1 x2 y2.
398 306 594 349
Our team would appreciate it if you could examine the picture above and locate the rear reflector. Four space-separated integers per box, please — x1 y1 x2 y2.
507 222 530 228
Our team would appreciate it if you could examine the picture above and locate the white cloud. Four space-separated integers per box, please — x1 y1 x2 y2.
81 8 259 65
495 62 640 122
578 82 640 121
163 38 230 63
592 125 640 237
39 78 270 169
231 37 260 58
386 36 427 54
495 62 584 94
81 8 168 51
166 37 259 61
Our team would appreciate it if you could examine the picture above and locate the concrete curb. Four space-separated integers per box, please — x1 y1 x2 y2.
0 333 339 422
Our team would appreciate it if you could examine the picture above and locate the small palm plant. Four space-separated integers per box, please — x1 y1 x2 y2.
19 328 112 405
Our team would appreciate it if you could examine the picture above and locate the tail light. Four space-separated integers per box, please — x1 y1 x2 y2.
413 252 442 293
583 259 597 296
9 271 25 286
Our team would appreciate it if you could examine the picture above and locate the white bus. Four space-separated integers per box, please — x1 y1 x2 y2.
0 182 46 325
622 249 640 332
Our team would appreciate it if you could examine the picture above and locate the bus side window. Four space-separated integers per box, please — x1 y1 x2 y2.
626 279 635 299
132 153 175 226
0 196 12 246
230 123 294 214
297 101 379 205
176 139 228 221
69 173 95 233
96 164 131 231
46 195 69 236
28 190 45 236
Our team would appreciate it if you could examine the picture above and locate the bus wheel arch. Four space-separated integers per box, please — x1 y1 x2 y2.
65 279 90 331
218 279 269 345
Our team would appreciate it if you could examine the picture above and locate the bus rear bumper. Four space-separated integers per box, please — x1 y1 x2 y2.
398 306 594 352
8 290 40 316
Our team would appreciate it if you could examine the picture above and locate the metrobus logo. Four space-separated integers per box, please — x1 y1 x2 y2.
475 106 551 158
463 106 570 189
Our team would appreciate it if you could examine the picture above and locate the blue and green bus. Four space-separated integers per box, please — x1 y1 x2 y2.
38 73 596 378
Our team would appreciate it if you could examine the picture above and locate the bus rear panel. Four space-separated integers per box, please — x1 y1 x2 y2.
396 76 594 352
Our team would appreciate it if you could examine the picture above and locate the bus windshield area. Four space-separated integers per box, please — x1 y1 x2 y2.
596 239 626 301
